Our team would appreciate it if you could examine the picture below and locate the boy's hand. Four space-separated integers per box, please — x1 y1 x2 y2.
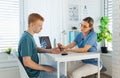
51 48 60 54
43 66 56 72
57 43 65 51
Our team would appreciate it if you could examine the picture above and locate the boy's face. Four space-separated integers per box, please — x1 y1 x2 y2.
31 20 43 33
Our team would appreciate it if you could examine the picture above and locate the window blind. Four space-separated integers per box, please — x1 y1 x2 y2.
104 0 112 51
0 0 20 51
104 0 112 32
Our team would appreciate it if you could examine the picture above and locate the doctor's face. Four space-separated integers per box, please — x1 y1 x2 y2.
80 21 92 33
32 20 43 33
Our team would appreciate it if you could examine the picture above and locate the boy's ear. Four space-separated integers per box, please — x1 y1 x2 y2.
29 22 34 27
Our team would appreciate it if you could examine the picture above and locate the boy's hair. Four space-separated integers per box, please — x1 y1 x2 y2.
28 13 44 24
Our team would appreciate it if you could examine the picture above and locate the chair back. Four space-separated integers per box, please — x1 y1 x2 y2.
100 65 107 73
12 52 29 78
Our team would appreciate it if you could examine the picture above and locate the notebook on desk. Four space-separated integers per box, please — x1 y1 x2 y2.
39 36 52 49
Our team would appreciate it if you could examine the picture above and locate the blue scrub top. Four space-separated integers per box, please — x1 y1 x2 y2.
74 30 102 66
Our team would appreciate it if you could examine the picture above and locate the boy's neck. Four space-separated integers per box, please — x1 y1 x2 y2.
27 27 34 35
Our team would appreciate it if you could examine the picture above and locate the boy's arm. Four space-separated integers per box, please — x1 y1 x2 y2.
37 47 60 54
23 56 55 72
37 47 52 53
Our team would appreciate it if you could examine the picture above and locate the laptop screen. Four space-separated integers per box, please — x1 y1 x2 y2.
39 36 52 49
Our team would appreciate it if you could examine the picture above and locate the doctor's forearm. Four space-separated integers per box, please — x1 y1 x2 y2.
68 45 91 53
68 48 88 53
65 42 76 49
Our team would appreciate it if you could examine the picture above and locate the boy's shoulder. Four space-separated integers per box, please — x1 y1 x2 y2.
20 32 33 42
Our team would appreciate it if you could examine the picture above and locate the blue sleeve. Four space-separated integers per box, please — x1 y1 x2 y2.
20 38 32 57
74 33 82 44
86 32 97 46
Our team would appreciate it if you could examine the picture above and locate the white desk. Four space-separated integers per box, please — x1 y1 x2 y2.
44 52 100 78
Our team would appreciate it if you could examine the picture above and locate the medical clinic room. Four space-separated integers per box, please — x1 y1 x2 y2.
1 0 119 78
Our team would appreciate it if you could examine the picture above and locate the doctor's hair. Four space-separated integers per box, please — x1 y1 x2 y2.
28 13 44 25
83 17 94 31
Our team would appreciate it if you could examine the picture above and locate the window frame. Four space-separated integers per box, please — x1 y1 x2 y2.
103 0 113 51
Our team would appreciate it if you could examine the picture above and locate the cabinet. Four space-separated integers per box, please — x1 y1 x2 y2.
101 53 112 76
0 67 19 78
0 53 20 78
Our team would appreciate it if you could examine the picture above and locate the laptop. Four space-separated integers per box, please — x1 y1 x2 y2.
39 36 52 49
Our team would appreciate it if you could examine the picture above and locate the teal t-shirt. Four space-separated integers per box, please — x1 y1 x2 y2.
18 31 40 77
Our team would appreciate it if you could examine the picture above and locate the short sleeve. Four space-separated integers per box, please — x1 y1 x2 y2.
74 33 82 44
86 32 97 46
20 38 33 57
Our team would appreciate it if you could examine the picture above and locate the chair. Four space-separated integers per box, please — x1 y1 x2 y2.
82 66 107 78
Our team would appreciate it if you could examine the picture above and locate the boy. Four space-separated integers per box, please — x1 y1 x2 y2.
18 13 65 78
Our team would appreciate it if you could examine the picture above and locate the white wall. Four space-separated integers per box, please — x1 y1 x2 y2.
67 0 102 30
101 54 112 76
23 0 102 46
112 0 120 78
23 0 68 47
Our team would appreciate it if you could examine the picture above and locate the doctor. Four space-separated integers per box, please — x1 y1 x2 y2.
58 17 102 78
18 13 65 78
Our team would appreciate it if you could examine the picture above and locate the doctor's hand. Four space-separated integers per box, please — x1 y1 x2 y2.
51 48 61 54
